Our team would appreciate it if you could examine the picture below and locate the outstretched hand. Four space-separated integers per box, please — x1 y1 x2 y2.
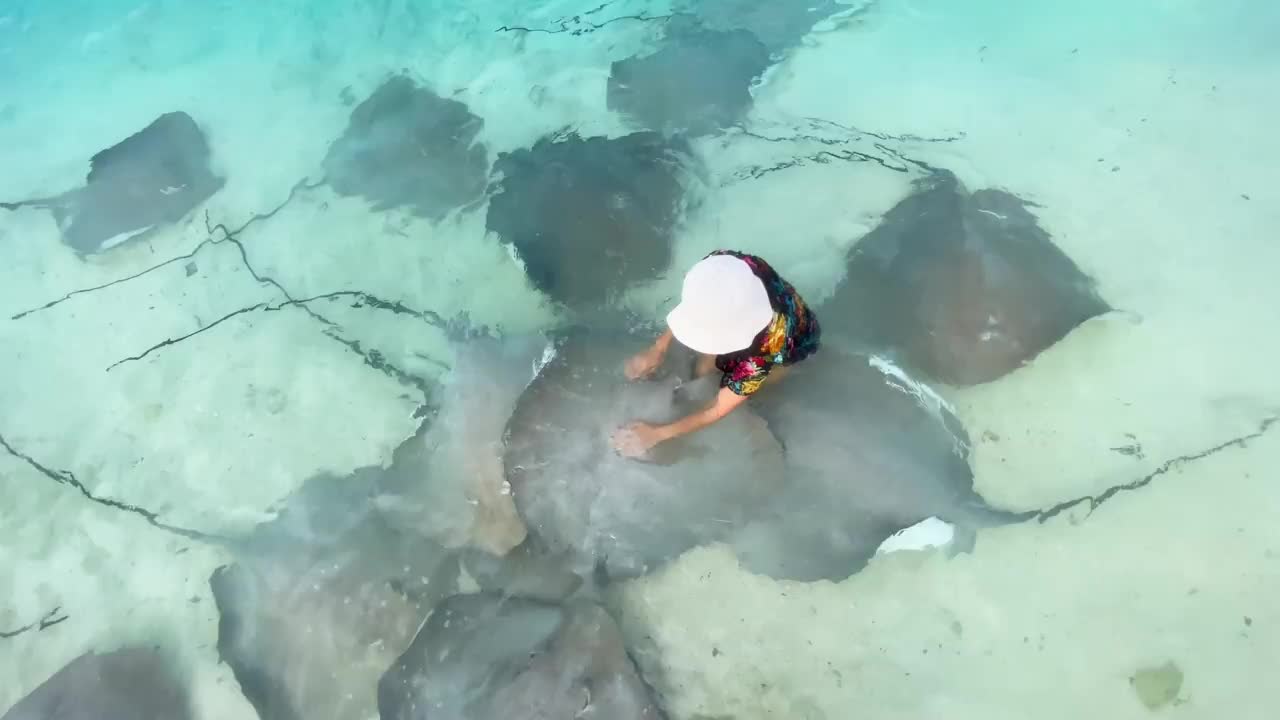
624 348 663 380
611 421 663 458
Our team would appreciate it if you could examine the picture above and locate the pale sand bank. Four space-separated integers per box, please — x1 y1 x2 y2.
0 453 256 718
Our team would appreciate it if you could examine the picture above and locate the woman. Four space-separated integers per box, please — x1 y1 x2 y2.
611 249 821 458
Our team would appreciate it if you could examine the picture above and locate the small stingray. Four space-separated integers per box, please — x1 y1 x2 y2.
732 346 1028 582
485 132 698 306
1 647 193 720
378 593 665 720
671 0 862 54
607 27 771 137
1 112 224 254
502 329 785 580
821 170 1110 385
210 471 463 720
322 74 489 220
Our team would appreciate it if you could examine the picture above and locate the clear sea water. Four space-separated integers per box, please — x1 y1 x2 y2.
2 1 1278 718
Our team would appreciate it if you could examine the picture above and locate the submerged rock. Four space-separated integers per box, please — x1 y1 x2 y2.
733 346 1025 581
1 647 193 720
378 593 664 720
503 330 784 580
211 472 463 720
607 28 770 137
1 112 224 254
822 170 1110 385
1130 661 1184 710
486 132 697 306
323 74 488 219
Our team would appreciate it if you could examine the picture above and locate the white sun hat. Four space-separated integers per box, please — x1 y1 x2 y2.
666 254 774 355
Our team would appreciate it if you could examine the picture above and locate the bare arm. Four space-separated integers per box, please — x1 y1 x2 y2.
653 387 748 443
651 328 673 356
626 329 675 380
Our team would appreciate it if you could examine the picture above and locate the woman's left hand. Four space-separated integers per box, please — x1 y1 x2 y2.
611 422 664 458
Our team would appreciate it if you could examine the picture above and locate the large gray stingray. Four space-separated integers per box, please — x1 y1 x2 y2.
502 330 785 580
607 26 770 137
732 345 1028 582
821 170 1110 385
210 471 464 720
1 647 192 720
485 132 699 307
322 74 489 220
1 112 224 254
378 593 664 720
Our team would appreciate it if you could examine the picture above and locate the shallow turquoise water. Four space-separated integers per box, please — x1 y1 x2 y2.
2 1 1278 718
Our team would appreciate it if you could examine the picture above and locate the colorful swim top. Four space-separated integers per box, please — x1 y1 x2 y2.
710 250 821 396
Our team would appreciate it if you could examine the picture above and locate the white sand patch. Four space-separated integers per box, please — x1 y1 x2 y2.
441 42 635 156
0 454 255 719
0 224 419 535
234 185 558 338
957 311 1280 511
0 206 215 318
615 426 1280 720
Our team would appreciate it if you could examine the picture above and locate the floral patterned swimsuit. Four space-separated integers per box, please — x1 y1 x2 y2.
709 250 821 396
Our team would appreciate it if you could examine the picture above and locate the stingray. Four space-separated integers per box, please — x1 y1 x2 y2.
0 112 225 254
378 592 665 720
210 471 464 720
607 27 770 137
671 0 863 54
730 345 1030 582
1 647 193 720
369 333 557 557
322 74 489 220
485 132 698 307
821 170 1110 385
502 329 785 581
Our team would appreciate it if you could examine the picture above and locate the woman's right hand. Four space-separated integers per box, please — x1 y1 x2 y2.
624 347 664 380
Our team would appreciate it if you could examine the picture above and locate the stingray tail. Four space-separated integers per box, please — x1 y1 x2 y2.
946 497 1038 558
1 196 60 211
962 500 1039 528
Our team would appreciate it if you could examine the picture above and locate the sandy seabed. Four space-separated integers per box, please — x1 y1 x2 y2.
2 0 1277 718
